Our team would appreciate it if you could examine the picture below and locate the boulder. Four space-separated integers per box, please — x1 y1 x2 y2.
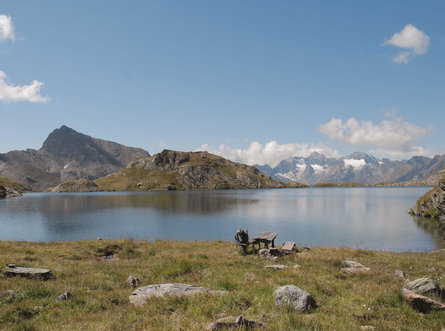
3 265 54 280
402 288 445 313
129 283 228 307
273 285 317 312
206 315 265 330
395 270 406 278
404 277 444 298
341 260 370 274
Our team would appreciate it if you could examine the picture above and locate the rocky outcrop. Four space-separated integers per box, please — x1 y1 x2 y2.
96 150 298 191
47 179 99 192
404 277 444 299
129 283 228 306
0 125 149 190
0 185 22 199
3 264 54 280
402 288 445 313
340 260 371 274
411 178 445 221
206 315 265 330
273 285 317 312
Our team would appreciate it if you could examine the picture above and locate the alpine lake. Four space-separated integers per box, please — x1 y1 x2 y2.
0 186 442 252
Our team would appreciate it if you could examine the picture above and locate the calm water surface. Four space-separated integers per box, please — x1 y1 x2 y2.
0 187 441 252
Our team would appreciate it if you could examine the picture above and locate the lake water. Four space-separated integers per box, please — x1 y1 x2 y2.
0 187 442 252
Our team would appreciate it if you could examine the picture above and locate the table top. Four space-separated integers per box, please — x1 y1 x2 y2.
252 232 278 241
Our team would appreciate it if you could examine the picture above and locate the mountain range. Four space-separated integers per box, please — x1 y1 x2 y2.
255 152 445 185
0 126 149 190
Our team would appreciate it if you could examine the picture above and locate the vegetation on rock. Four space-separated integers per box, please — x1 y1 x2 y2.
95 150 303 191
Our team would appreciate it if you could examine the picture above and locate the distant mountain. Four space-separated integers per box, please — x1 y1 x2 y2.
94 149 301 191
255 152 445 186
0 126 149 190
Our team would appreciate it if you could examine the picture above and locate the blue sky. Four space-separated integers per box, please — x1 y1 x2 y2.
1 1 444 166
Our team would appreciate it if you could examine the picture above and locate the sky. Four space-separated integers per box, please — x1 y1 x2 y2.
1 1 445 167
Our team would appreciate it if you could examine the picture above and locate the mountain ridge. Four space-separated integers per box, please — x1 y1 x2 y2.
0 126 149 190
255 152 445 185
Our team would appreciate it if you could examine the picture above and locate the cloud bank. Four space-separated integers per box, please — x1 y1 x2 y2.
384 24 430 64
0 14 15 42
0 71 50 103
318 117 434 158
199 141 339 167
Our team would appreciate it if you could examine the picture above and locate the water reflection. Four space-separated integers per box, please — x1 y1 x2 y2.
0 187 442 252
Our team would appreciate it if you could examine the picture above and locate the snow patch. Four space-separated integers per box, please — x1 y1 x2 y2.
63 164 69 169
311 164 327 174
343 159 366 170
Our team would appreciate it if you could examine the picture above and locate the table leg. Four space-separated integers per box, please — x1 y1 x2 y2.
272 239 275 248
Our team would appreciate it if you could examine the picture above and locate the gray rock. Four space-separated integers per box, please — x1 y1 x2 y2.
0 186 6 199
360 326 375 330
99 254 118 261
404 277 444 298
4 265 54 280
264 265 287 270
402 288 445 313
395 270 406 278
341 260 370 274
126 275 141 287
293 264 301 269
206 315 265 330
55 291 71 302
129 283 229 307
273 285 317 312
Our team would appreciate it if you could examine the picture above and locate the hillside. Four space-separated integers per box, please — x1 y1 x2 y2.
95 150 294 191
256 152 445 186
0 126 149 191
411 176 445 222
0 176 33 193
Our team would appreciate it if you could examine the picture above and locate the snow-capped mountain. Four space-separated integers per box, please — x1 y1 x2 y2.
255 152 445 185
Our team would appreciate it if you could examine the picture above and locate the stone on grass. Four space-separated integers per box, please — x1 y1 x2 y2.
99 254 119 261
206 315 265 330
129 283 229 307
126 275 141 287
395 270 406 278
56 291 71 302
402 288 445 313
404 277 444 298
3 265 54 280
340 260 370 274
273 285 317 313
264 265 287 270
360 326 375 330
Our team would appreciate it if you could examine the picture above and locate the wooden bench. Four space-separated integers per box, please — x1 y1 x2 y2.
282 241 296 254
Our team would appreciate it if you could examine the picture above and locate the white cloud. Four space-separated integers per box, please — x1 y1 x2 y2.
343 159 366 170
0 14 15 42
198 141 339 167
0 71 50 103
383 24 430 64
319 117 434 158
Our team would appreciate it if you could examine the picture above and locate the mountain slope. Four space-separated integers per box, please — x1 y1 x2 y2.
95 149 294 191
255 152 445 185
0 126 149 190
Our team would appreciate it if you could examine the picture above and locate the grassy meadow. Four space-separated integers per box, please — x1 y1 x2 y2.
0 240 445 330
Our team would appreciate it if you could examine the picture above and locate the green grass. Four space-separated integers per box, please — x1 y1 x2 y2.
0 240 444 330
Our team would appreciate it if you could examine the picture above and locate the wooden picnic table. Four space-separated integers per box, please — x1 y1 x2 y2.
251 232 279 249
